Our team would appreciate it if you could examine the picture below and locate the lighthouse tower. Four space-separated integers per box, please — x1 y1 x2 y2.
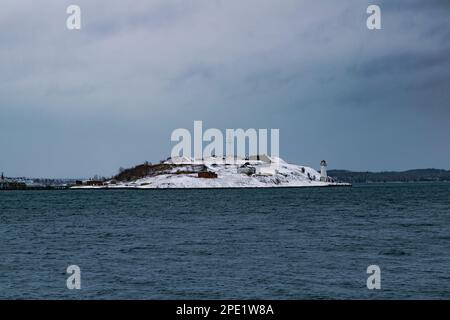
320 160 327 182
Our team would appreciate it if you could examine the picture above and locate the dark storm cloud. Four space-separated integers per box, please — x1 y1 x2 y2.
349 48 450 77
379 0 450 11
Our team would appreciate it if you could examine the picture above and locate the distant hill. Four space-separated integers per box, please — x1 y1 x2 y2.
328 169 450 183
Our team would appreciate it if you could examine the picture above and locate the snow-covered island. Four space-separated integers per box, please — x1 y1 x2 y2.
71 156 351 189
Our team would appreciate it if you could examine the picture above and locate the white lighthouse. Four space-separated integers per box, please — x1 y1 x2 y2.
320 160 327 182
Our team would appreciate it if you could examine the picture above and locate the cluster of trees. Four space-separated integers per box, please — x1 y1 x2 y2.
114 162 173 182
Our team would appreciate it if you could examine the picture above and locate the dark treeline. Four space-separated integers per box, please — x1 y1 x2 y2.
328 169 450 183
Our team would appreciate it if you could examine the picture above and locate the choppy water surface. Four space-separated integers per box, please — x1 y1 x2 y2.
0 183 449 299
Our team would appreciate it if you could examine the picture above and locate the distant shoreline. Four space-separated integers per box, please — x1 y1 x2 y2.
2 168 450 190
328 169 450 184
2 181 450 191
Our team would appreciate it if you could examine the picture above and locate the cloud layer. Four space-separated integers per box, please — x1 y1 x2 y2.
1 0 449 177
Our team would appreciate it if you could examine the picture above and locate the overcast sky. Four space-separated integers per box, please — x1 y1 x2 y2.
1 0 449 178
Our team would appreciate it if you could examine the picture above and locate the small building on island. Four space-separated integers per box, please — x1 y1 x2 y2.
198 171 218 179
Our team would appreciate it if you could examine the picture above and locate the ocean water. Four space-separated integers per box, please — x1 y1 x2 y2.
0 183 449 299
